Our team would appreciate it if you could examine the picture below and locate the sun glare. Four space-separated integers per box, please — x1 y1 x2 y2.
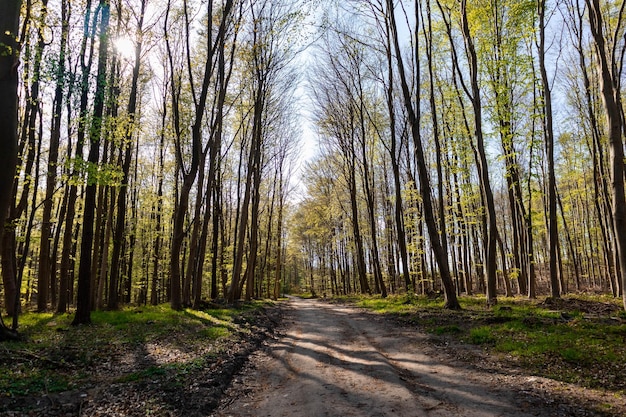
114 37 136 60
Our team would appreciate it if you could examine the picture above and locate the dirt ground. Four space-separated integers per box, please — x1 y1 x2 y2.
212 297 626 417
3 297 624 416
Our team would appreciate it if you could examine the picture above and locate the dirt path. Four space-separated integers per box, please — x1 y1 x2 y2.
213 297 616 417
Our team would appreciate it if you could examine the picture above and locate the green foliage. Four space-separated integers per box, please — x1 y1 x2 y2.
469 326 496 344
434 324 461 335
0 369 69 396
352 294 626 391
63 157 124 187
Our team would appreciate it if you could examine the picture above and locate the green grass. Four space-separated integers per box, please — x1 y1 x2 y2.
434 324 461 335
352 293 626 392
0 301 273 399
0 369 69 396
469 326 496 344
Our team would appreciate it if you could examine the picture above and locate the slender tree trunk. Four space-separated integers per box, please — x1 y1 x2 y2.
586 0 626 309
387 0 460 309
168 0 234 310
109 0 146 309
274 172 285 300
230 137 254 302
424 0 449 266
571 0 618 296
59 0 97 314
211 170 222 300
0 2 20 255
382 17 411 291
39 0 69 316
73 0 111 326
538 0 560 298
458 0 498 305
357 88 386 297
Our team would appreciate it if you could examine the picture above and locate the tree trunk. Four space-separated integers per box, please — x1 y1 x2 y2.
586 0 626 310
59 0 98 314
0 0 20 248
538 0 560 298
387 0 460 309
73 0 111 326
39 0 68 316
108 0 146 309
458 0 498 305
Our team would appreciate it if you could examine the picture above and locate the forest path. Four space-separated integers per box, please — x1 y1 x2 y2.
212 297 568 417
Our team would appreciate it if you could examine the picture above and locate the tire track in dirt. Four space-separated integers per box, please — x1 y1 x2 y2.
212 297 606 417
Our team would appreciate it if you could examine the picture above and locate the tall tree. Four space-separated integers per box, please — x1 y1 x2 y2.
0 0 21 337
58 0 98 314
168 0 235 310
108 0 148 310
537 0 560 298
386 0 460 309
585 0 626 309
38 0 70 314
73 0 112 325
458 0 499 305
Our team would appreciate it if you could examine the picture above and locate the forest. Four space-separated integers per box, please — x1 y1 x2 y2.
1 0 626 335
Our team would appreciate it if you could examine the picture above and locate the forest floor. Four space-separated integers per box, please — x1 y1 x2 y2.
1 296 625 416
0 302 282 417
213 296 626 417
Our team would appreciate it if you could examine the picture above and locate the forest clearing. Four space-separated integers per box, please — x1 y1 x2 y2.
1 294 625 416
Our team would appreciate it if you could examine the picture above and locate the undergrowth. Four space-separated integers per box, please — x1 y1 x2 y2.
0 301 273 399
350 293 626 393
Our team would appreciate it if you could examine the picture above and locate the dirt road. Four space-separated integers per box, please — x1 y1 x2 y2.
213 297 602 417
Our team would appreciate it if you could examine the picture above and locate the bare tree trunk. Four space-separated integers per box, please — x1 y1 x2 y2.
458 0 498 305
109 0 147 309
586 0 626 309
39 0 69 316
387 0 459 309
59 0 98 314
168 0 235 310
0 2 20 249
538 0 560 298
274 171 285 300
229 136 254 302
73 0 111 326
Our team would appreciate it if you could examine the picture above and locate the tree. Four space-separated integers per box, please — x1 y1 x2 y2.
537 0 560 298
386 0 460 309
229 0 303 302
167 0 235 310
585 0 626 309
310 32 373 296
0 0 21 338
108 0 148 310
39 0 70 314
457 0 499 305
73 0 112 326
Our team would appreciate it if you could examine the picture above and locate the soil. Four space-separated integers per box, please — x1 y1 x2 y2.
2 297 625 416
0 305 282 417
213 297 626 417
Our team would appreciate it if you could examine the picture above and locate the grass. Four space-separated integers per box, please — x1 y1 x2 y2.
0 301 273 399
351 293 626 393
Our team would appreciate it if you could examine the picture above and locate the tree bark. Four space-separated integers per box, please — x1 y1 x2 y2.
387 0 460 309
538 0 560 298
586 0 626 310
108 0 147 310
0 0 20 243
73 0 111 326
